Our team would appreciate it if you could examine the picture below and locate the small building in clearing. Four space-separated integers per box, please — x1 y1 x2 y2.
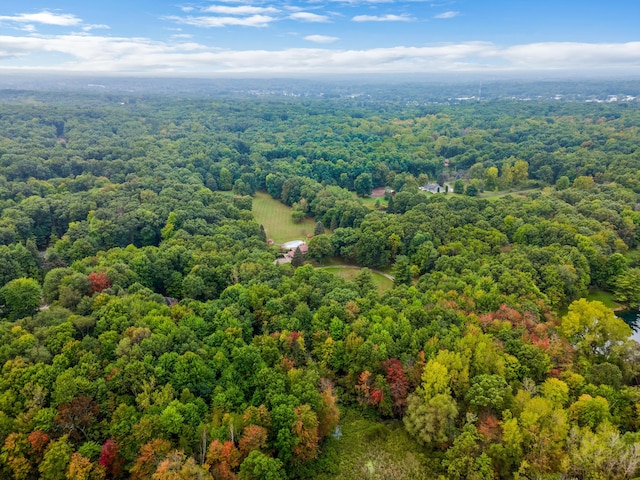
281 240 306 250
275 240 309 264
419 183 443 194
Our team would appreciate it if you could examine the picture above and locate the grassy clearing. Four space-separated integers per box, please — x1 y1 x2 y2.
321 266 393 294
586 288 622 309
353 195 387 210
252 191 317 244
323 256 348 267
556 289 622 318
301 408 435 480
478 187 542 200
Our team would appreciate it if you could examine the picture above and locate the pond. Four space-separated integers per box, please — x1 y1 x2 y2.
617 309 640 342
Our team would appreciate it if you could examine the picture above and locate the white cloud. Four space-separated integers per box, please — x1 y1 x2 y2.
304 35 339 44
82 24 110 32
0 11 82 26
165 14 275 27
202 5 280 15
352 14 414 22
1 35 640 75
434 11 459 19
499 42 640 69
288 12 330 22
322 0 395 4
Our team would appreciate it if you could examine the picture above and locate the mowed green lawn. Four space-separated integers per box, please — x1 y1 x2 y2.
252 191 317 244
478 187 542 200
585 288 622 309
321 266 394 295
353 194 387 209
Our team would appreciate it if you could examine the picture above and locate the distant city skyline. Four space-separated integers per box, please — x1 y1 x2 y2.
1 1 640 75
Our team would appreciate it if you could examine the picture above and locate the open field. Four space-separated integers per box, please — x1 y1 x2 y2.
585 288 622 310
303 408 434 480
320 266 394 294
478 187 542 200
252 191 317 244
356 195 387 209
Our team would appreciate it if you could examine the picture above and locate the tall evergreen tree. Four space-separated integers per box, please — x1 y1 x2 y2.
291 247 304 267
387 196 395 213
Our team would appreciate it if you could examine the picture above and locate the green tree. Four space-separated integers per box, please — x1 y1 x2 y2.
307 235 333 264
353 268 376 296
39 435 73 480
500 162 513 189
404 359 458 446
0 277 42 321
573 175 595 190
568 394 611 429
484 166 499 191
453 179 465 194
265 174 285 199
387 195 395 213
443 424 494 480
404 393 458 446
219 167 233 191
465 183 479 197
353 173 372 197
239 451 284 480
540 378 569 407
356 230 389 269
556 175 571 190
291 208 305 224
465 374 509 413
291 247 304 267
559 299 631 358
468 163 484 180
512 160 529 186
392 255 411 286
537 165 554 184
567 423 640 480
613 267 640 308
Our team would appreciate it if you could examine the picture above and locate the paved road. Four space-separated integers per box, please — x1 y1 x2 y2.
315 265 395 281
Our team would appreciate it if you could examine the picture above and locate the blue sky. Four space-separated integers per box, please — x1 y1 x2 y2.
1 1 640 75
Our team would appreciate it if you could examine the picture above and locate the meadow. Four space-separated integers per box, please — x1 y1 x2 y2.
252 191 317 244
320 266 394 295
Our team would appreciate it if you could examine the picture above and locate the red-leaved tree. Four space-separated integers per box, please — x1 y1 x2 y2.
383 358 409 414
99 438 124 476
87 272 111 293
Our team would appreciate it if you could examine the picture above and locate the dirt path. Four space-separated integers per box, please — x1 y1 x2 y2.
315 265 395 281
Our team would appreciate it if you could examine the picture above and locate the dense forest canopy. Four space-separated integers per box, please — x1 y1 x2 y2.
0 83 639 479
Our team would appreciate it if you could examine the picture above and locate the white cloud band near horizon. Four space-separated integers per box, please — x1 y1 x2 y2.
0 11 82 26
201 5 281 15
352 14 414 22
288 12 330 23
164 14 276 28
2 34 640 74
304 34 340 44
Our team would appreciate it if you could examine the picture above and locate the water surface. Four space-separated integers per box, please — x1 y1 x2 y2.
617 309 640 342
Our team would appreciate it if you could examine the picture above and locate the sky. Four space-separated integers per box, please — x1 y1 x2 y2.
1 1 640 76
